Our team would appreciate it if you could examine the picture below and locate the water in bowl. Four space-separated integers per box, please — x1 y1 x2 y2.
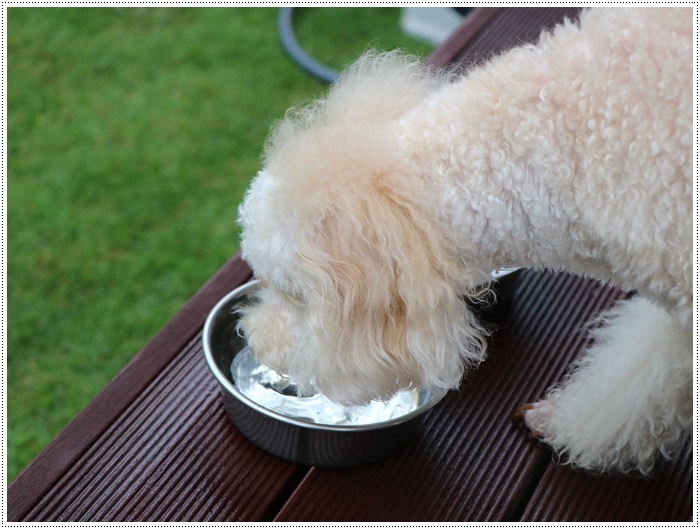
231 346 422 426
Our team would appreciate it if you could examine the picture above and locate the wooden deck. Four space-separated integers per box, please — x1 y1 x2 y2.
7 8 693 522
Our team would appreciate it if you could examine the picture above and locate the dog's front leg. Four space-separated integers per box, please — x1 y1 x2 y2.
516 296 692 474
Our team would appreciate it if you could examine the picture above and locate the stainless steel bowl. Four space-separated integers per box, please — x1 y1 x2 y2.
202 279 444 467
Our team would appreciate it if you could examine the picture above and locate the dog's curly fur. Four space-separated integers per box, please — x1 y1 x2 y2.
238 7 692 473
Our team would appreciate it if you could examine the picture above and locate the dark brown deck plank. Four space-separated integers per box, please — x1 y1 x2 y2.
425 7 502 67
520 434 693 521
426 7 583 69
20 330 307 521
7 253 311 521
273 270 626 521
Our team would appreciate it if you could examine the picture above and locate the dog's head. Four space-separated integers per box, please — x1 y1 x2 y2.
237 52 489 404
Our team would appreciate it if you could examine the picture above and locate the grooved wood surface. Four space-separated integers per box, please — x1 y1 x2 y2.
7 251 255 521
521 434 693 522
8 7 692 522
21 334 298 521
426 7 582 68
23 331 304 522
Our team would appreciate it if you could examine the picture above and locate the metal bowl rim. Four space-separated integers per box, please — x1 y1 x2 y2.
203 279 445 433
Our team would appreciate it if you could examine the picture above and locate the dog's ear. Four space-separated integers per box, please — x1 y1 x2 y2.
294 177 489 405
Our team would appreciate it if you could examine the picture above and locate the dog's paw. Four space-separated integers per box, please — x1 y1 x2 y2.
513 400 554 440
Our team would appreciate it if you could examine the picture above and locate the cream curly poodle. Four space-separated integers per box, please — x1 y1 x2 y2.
238 7 692 473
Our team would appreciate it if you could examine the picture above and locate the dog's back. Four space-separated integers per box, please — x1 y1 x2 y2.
572 8 692 318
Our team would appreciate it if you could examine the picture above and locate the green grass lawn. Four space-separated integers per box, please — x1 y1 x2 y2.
8 7 431 481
